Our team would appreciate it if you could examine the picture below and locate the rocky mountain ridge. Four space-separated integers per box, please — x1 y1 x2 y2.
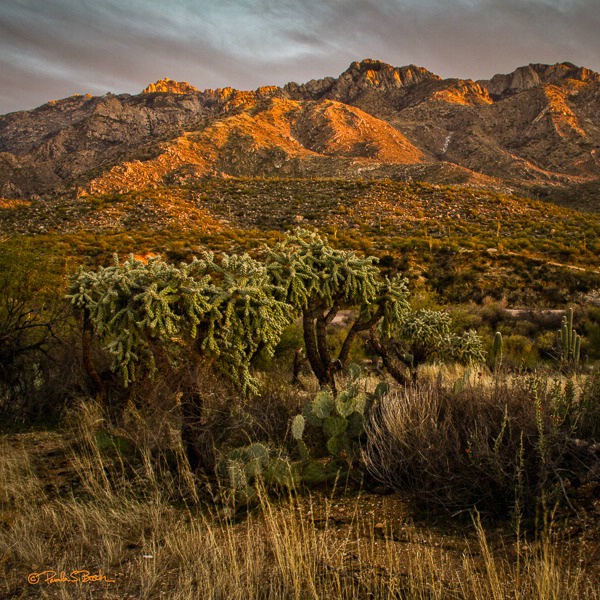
0 59 598 208
480 62 600 97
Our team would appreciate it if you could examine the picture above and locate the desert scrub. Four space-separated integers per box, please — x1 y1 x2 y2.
362 373 600 517
217 368 384 502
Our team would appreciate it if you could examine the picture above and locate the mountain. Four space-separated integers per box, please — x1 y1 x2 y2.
0 59 598 208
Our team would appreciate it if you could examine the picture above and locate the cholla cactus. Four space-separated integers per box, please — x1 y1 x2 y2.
68 254 213 386
68 252 293 472
265 229 410 391
192 252 292 394
370 308 485 384
68 252 291 392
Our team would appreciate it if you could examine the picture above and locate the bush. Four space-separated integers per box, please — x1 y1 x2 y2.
0 239 70 424
501 334 540 369
362 374 599 517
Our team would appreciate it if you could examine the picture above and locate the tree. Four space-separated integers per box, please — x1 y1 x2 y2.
265 229 409 392
68 252 291 470
369 309 485 384
0 239 66 420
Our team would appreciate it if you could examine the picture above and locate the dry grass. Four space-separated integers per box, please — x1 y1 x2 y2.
362 371 600 516
1 397 599 599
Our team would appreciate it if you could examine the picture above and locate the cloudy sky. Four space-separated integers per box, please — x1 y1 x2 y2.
1 0 598 114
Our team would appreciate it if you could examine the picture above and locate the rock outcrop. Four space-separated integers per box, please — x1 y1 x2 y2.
285 59 439 102
480 62 600 97
142 77 199 95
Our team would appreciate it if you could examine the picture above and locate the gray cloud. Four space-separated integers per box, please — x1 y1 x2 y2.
1 0 598 114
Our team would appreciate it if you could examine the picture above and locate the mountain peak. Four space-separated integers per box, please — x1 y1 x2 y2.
481 62 600 97
142 77 199 95
284 59 439 102
1 58 598 206
347 58 396 72
341 59 439 87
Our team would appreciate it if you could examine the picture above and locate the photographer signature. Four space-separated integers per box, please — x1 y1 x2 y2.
27 570 115 585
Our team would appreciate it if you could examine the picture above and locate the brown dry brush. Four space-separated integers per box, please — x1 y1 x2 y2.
362 373 600 518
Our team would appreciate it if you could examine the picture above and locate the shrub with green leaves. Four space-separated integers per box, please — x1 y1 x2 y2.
0 239 67 421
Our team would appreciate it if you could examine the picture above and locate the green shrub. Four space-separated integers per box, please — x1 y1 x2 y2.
0 239 70 423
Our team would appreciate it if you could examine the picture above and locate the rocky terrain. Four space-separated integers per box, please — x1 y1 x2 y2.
0 59 598 208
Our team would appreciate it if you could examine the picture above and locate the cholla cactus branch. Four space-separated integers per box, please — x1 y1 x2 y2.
67 252 292 393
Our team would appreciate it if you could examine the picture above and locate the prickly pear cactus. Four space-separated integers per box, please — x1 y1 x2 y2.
453 367 471 395
291 364 384 467
219 441 311 505
264 456 300 489
311 390 335 419
291 414 305 440
218 442 274 503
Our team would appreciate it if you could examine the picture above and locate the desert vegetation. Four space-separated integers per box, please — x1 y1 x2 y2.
1 195 599 598
2 179 599 308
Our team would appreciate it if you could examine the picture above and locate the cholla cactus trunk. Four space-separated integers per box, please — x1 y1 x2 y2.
302 309 330 389
181 390 206 472
81 306 104 398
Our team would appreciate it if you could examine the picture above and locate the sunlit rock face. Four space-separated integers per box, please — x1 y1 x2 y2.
142 78 199 95
285 59 440 102
480 62 600 98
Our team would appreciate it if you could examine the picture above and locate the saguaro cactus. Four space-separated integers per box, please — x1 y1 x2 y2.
557 307 582 369
492 331 503 370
